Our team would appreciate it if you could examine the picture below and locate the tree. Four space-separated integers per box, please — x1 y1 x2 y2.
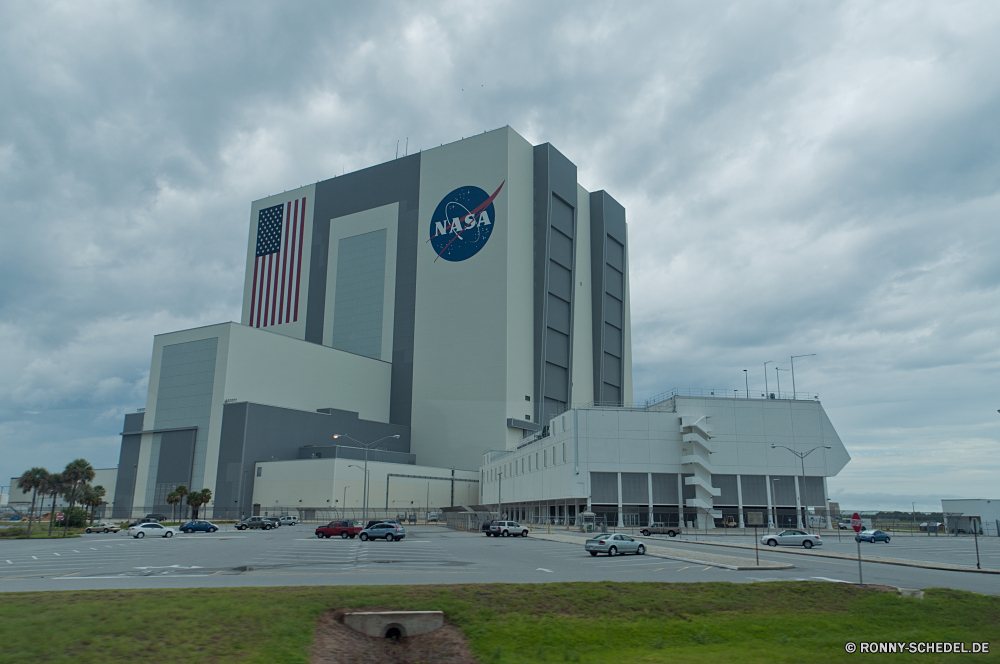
82 485 106 523
175 485 189 521
42 472 67 537
198 488 212 520
166 491 180 523
186 492 203 520
16 467 48 538
60 459 95 537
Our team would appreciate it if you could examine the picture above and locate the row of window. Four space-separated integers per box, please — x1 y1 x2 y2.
486 442 568 483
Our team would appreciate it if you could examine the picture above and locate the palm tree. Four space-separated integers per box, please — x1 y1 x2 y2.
82 485 106 523
186 492 202 520
60 459 95 537
175 485 189 521
43 472 66 537
16 467 48 538
198 488 212 520
166 491 180 524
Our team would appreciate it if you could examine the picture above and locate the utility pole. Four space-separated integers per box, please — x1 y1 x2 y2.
790 354 816 400
743 369 749 399
764 361 775 397
771 445 831 529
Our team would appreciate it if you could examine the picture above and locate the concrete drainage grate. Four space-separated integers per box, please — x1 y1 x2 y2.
343 611 444 639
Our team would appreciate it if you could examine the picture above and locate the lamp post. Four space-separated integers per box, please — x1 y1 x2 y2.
771 444 831 529
776 367 788 398
764 361 775 398
743 369 749 399
347 465 369 522
770 478 780 530
334 434 401 523
912 502 916 538
790 354 816 400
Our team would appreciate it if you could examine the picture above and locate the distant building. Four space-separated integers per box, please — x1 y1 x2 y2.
941 499 1000 535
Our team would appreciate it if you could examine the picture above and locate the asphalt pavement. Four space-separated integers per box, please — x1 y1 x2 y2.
0 525 997 594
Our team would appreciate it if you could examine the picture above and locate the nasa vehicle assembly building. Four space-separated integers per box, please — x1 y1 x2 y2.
107 125 849 528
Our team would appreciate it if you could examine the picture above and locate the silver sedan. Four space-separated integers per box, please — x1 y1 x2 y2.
585 533 646 557
760 529 823 549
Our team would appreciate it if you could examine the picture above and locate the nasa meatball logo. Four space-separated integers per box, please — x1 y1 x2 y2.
428 181 505 262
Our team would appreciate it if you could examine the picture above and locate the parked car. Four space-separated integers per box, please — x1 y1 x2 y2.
585 533 645 557
129 522 176 538
856 529 891 543
639 523 682 538
427 512 440 522
760 530 823 549
480 519 496 533
145 513 167 522
315 520 362 539
262 516 281 527
180 520 219 533
278 516 299 526
359 522 406 541
235 517 274 530
364 520 398 529
85 522 120 534
488 520 529 537
127 517 160 527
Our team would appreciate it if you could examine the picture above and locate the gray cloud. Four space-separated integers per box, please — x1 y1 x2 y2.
1 1 998 510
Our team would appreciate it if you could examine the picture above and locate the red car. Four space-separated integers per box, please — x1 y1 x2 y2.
315 520 362 539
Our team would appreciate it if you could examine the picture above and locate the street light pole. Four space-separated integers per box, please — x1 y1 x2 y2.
776 367 788 398
333 434 401 524
764 361 775 397
348 465 369 521
771 478 780 530
790 354 816 400
743 369 749 399
771 445 831 529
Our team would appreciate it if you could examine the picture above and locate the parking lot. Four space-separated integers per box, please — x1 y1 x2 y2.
1 525 997 594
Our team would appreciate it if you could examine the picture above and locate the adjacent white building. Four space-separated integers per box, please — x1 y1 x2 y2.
941 499 1000 535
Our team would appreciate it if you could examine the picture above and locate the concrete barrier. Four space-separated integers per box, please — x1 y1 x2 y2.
343 611 444 638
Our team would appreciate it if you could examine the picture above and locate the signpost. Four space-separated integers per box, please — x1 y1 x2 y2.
56 513 64 522
748 511 764 566
851 512 864 585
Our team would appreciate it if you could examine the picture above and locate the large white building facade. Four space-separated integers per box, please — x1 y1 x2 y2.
109 126 636 519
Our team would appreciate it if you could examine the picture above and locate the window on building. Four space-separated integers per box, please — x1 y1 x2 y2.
544 450 548 467
562 442 566 463
256 467 262 477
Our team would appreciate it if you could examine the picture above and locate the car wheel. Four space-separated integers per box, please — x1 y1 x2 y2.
637 544 645 555
350 534 356 539
360 533 369 541
590 551 598 556
86 529 92 534
884 537 890 543
103 528 109 533
386 534 395 542
135 532 144 538
341 531 349 539
803 541 813 549
641 530 650 536
316 532 324 539
210 528 217 533
669 531 678 538
608 546 618 557
522 531 529 537
502 530 510 537
165 531 173 538
767 539 778 547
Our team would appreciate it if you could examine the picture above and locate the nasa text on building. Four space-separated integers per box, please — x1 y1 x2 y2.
106 125 849 527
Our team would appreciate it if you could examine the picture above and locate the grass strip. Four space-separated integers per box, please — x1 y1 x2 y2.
0 582 996 663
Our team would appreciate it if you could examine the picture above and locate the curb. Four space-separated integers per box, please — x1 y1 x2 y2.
638 536 1000 575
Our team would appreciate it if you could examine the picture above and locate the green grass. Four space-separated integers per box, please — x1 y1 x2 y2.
0 582 997 663
0 526 83 539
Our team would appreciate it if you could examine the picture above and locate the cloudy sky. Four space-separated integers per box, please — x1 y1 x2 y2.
2 1 997 512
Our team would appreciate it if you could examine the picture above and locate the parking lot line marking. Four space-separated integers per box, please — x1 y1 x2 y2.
53 553 60 556
5 560 11 564
90 548 97 550
73 550 79 553
31 556 37 560
701 566 712 571
536 568 553 572
675 566 689 571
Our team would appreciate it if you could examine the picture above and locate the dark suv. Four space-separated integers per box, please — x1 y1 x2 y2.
235 516 274 530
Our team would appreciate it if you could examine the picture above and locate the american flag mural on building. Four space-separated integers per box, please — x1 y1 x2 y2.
249 198 306 328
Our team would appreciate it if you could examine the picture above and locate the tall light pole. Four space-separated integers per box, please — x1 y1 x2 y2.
347 465 368 522
776 367 788 398
743 369 749 399
771 444 831 528
334 434 401 523
790 354 816 400
764 361 775 397
771 478 780 530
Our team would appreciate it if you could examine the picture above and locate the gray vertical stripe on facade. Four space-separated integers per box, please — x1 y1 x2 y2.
533 143 578 425
590 471 618 504
651 473 679 504
307 154 421 427
112 411 144 519
739 474 768 505
620 472 648 504
770 475 797 505
711 474 739 505
330 229 387 360
681 473 696 501
589 191 627 405
150 337 218 504
798 476 826 506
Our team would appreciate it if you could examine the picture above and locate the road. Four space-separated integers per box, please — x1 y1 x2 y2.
1 525 997 594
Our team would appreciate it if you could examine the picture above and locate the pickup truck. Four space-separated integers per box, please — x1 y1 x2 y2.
639 523 682 538
315 520 363 539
